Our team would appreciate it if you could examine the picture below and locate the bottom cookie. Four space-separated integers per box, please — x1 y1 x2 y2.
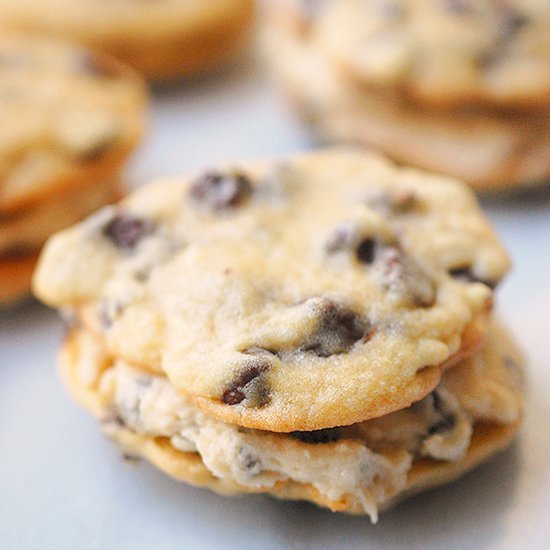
60 322 523 521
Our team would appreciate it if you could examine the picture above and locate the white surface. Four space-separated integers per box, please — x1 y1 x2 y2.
2 55 550 550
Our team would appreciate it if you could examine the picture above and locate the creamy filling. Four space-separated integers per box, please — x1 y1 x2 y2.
88 356 504 521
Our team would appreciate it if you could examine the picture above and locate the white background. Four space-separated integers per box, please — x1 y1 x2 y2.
2 52 550 550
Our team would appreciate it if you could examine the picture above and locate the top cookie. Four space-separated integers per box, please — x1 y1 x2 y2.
34 149 510 432
312 0 550 108
0 33 147 213
0 0 255 80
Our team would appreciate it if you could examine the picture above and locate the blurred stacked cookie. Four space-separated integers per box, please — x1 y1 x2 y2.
0 0 256 80
264 0 550 191
34 149 523 519
0 33 147 305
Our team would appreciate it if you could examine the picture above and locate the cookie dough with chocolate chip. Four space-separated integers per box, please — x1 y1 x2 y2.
60 319 523 521
0 0 256 80
34 149 509 431
0 32 147 304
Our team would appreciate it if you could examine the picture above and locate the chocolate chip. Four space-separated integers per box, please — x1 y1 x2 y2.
428 392 457 434
290 428 341 444
449 267 497 289
301 300 368 357
238 447 262 475
189 171 252 211
222 359 271 407
356 238 376 264
377 247 436 308
102 213 155 251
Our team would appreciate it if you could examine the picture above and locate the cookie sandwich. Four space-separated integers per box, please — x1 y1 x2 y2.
0 33 147 304
34 149 523 520
264 0 550 191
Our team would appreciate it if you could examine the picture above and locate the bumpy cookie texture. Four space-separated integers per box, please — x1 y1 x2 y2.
0 0 255 80
316 0 550 108
264 5 550 190
60 322 523 520
34 149 509 431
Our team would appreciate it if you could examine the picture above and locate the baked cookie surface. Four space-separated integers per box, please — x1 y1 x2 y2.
314 0 550 108
0 0 255 80
34 149 509 431
60 321 523 521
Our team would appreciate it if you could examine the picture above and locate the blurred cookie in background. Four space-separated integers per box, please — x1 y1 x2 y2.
0 0 256 80
0 33 147 305
263 0 550 191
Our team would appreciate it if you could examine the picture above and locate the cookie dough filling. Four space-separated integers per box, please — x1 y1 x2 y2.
65 323 522 522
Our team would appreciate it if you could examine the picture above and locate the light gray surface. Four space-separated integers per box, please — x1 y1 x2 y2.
2 56 550 550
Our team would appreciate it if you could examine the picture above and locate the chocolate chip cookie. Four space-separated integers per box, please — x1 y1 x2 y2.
34 149 509 431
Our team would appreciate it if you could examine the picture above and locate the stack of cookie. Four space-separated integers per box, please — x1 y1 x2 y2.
0 33 147 305
0 0 256 80
264 0 550 191
33 149 523 520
